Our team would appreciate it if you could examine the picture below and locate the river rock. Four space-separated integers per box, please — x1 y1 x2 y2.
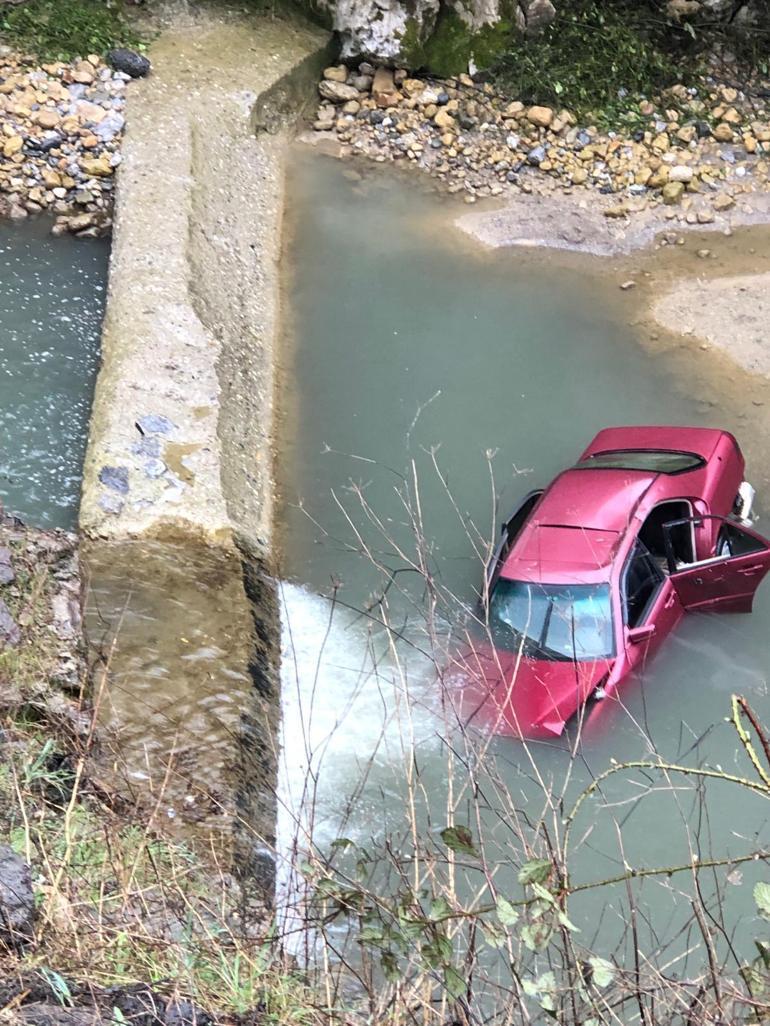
526 105 553 128
93 111 125 142
662 180 685 204
714 192 735 210
0 548 14 586
0 600 20 648
80 154 112 177
34 109 60 129
372 67 399 109
669 164 694 183
106 48 151 78
318 79 359 104
712 122 734 142
323 65 349 83
0 845 34 944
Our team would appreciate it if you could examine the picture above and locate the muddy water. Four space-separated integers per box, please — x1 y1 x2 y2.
0 219 107 527
278 152 770 970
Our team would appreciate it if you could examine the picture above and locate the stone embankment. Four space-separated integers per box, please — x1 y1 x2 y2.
0 47 144 235
312 63 770 225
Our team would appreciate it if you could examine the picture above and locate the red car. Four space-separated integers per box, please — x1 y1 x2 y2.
459 426 770 739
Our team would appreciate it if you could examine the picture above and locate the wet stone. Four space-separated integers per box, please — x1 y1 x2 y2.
106 48 151 79
98 492 125 515
136 413 176 436
0 599 20 648
99 465 129 494
0 845 34 944
143 458 167 479
0 547 14 585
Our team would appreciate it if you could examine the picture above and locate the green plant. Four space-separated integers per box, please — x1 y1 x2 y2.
493 0 696 123
0 0 142 61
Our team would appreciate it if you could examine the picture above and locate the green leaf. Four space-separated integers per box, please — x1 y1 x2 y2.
481 922 507 949
518 858 552 885
421 932 452 968
381 950 400 982
755 881 770 916
443 965 466 999
314 877 339 898
330 837 354 850
521 921 553 952
536 971 557 1012
496 896 520 927
588 956 615 988
440 825 478 857
429 896 453 921
556 907 580 933
531 881 556 905
359 926 385 945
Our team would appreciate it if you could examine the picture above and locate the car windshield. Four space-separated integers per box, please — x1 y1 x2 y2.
576 450 704 474
489 579 614 661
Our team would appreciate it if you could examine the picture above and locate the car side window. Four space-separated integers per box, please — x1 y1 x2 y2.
716 521 766 559
623 543 664 628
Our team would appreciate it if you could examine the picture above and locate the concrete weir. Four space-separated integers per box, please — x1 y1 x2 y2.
80 10 330 891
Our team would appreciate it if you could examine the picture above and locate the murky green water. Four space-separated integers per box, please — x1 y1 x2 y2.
0 219 108 528
278 152 770 980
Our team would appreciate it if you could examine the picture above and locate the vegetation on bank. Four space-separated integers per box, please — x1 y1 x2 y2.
492 0 770 123
0 527 311 1024
0 0 142 61
493 0 692 123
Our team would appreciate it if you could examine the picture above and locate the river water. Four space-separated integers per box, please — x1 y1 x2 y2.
277 152 770 983
0 218 108 528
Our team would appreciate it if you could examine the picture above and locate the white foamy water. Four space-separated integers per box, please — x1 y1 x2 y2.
276 581 442 858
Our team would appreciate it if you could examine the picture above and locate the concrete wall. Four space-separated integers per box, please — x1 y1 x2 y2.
80 8 330 890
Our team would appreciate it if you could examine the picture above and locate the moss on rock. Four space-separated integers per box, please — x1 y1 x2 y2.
418 8 514 76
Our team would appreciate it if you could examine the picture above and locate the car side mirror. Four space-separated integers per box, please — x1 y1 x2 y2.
627 623 656 645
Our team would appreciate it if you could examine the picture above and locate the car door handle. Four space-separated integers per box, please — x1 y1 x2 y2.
738 564 764 575
665 592 676 609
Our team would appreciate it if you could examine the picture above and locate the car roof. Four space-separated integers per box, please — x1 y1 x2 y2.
499 426 742 586
581 425 731 462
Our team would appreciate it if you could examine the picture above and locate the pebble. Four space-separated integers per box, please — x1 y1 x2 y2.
312 61 769 224
0 50 126 234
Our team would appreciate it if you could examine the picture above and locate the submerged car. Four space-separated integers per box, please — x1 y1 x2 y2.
459 426 770 739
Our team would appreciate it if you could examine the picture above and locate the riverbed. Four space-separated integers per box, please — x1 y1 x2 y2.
277 150 770 981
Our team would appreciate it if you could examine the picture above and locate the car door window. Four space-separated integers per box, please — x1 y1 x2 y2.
716 521 766 558
623 543 664 628
664 515 769 568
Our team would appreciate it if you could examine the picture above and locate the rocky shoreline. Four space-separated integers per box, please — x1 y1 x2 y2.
312 62 770 228
0 47 147 236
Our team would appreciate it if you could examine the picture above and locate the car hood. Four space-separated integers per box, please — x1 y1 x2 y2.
454 642 613 739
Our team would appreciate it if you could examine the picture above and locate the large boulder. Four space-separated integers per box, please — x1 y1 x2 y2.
312 0 557 74
0 845 35 946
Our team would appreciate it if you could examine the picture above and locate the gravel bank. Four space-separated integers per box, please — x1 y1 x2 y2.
0 46 131 235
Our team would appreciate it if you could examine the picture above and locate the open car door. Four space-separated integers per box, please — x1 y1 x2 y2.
486 490 543 590
664 515 770 613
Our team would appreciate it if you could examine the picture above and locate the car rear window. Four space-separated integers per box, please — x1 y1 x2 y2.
576 450 705 474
